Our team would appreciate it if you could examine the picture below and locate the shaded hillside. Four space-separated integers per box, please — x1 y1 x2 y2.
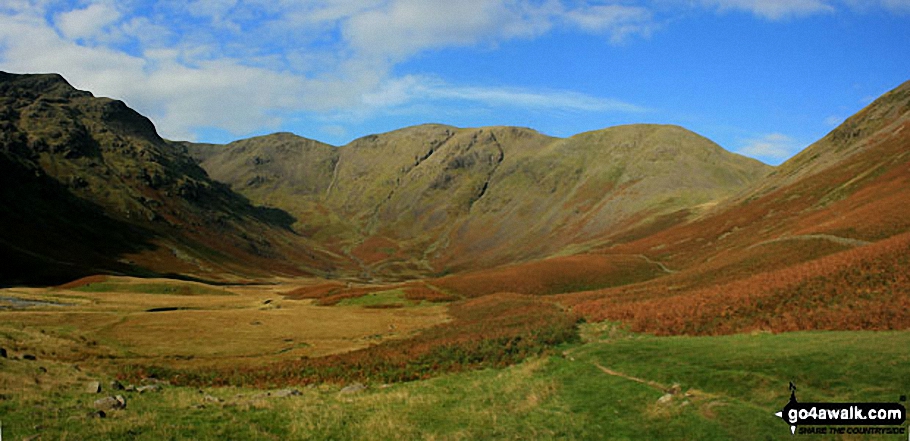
0 72 343 284
191 123 770 278
562 79 910 333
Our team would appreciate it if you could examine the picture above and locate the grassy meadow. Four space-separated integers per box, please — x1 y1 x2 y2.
1 304 908 440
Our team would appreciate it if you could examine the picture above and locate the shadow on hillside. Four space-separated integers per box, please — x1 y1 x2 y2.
0 153 159 287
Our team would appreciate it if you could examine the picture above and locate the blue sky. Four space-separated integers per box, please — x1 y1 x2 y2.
1 1 908 164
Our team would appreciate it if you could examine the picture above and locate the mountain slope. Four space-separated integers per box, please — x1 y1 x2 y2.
190 123 770 277
563 79 910 333
0 72 343 284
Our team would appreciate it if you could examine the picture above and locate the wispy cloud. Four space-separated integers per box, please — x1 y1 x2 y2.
737 133 803 164
699 0 835 20
0 0 656 140
0 0 905 141
361 75 647 112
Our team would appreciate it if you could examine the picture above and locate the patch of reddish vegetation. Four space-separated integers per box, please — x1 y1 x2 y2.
431 254 663 297
282 282 347 300
54 274 108 290
282 282 382 305
401 283 461 303
571 231 910 335
350 235 400 265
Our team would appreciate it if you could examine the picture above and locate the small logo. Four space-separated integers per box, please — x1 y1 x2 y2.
775 382 907 436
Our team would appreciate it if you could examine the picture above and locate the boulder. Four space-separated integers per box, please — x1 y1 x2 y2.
340 383 366 395
85 381 102 394
272 388 301 398
137 384 161 393
93 395 127 411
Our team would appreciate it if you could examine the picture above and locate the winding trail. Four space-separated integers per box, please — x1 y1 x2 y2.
594 363 668 391
636 254 676 274
748 234 872 249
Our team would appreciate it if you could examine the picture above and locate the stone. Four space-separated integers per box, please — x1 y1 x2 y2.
272 388 301 398
85 381 102 394
0 347 7 358
203 394 223 403
340 383 366 395
137 384 161 393
22 354 37 361
141 377 167 385
656 394 674 405
666 383 682 395
109 380 125 391
93 395 127 411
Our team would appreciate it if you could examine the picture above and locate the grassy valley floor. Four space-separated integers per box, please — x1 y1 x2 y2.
1 315 908 440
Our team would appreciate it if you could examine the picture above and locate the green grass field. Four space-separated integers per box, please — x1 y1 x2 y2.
2 322 907 440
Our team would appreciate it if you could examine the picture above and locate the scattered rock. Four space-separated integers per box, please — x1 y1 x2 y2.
109 380 125 391
340 383 366 395
262 299 273 305
141 377 168 386
85 381 102 394
88 410 106 419
203 394 223 403
93 395 127 411
656 394 674 405
666 383 682 395
137 384 161 393
272 388 301 398
0 347 7 358
124 384 137 392
22 353 37 361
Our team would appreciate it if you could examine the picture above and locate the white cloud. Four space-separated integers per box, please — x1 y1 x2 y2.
700 0 835 19
342 0 552 63
3 0 903 143
737 133 802 163
54 2 121 41
561 4 656 43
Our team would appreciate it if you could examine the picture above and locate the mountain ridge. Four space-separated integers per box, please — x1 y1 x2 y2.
7 70 906 288
187 120 770 276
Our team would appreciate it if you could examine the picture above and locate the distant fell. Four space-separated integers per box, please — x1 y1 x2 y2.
189 121 771 277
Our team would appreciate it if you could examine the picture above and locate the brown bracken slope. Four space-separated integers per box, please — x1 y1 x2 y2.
558 79 910 334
